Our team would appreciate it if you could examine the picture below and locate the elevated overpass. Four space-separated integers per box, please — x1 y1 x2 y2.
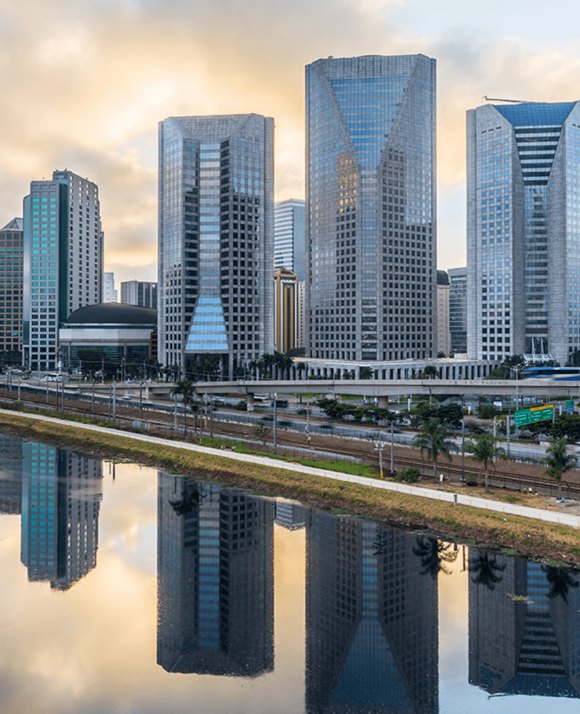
148 378 580 405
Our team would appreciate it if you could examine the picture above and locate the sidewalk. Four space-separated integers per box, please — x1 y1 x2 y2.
3 408 579 529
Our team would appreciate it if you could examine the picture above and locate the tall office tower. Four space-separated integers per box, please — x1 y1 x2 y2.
158 115 274 378
306 54 436 362
436 270 450 356
274 500 306 530
103 272 118 302
0 218 23 361
22 170 103 371
274 199 306 279
0 432 22 514
467 101 580 364
449 267 467 354
274 268 297 353
20 441 102 589
469 549 580 698
157 474 274 675
305 510 439 713
121 280 158 309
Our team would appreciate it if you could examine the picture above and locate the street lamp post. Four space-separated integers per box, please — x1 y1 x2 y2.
273 392 278 449
374 439 386 479
389 420 395 474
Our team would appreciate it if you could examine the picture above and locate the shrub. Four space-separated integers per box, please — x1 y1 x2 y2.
398 467 421 483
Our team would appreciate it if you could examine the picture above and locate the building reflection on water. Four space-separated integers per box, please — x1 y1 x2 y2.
20 441 103 590
0 432 23 514
156 473 275 676
305 510 439 713
469 548 580 699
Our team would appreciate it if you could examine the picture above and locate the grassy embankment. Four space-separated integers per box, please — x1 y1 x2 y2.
1 409 579 566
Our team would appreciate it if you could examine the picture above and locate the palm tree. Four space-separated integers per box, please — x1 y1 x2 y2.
413 536 458 579
469 550 507 590
413 417 455 479
543 566 579 602
543 437 578 499
469 433 505 491
171 378 195 437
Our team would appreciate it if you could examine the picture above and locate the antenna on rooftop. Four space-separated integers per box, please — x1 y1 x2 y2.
482 96 532 103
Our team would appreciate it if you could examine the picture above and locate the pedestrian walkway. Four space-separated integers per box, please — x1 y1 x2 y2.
3 408 579 529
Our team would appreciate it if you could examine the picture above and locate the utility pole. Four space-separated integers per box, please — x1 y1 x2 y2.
461 415 466 482
390 420 395 474
273 392 278 449
374 439 385 479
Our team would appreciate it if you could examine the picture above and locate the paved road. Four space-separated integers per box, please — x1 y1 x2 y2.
2 408 578 529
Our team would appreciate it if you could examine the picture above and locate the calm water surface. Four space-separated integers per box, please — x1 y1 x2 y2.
0 431 579 713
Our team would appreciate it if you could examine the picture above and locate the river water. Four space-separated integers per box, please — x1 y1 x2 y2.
0 431 578 713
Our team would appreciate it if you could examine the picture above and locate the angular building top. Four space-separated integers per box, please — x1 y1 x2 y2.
306 54 436 362
467 100 580 364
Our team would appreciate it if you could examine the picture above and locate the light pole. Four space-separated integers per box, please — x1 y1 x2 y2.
305 399 312 445
460 396 465 482
374 439 386 479
273 392 278 449
389 420 395 475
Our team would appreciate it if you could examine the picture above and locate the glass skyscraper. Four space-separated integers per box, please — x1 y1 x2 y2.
158 115 274 378
22 170 103 371
449 267 467 354
306 54 436 362
0 218 23 360
467 101 580 364
274 199 306 280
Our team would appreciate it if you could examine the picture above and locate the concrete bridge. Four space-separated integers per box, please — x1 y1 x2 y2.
147 378 580 407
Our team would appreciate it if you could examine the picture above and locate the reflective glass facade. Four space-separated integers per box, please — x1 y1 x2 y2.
306 55 436 361
449 266 467 354
158 115 274 377
23 171 103 371
274 199 306 280
0 218 23 357
467 101 580 364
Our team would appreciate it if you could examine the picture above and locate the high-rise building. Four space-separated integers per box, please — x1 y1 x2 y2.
0 218 23 360
306 54 436 362
305 510 439 712
103 272 117 302
157 474 274 675
449 267 467 355
158 114 274 378
274 268 297 353
469 549 580 698
22 170 103 371
297 280 306 349
20 441 102 589
274 199 306 280
121 280 157 309
436 270 450 356
467 101 580 364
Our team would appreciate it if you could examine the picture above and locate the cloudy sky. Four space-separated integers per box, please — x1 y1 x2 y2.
2 0 580 283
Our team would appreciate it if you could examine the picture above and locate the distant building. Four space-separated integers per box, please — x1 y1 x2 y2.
469 548 580 699
20 441 102 589
275 500 306 530
0 218 23 360
103 272 118 302
306 54 436 361
467 101 580 364
157 474 274 675
449 267 467 354
59 302 157 372
274 268 297 354
23 170 103 371
437 270 450 356
274 199 306 280
297 280 306 349
121 280 157 309
158 114 274 378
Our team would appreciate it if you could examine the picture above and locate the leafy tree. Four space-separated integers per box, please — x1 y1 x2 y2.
549 414 580 443
413 418 455 479
543 436 578 498
468 433 504 491
413 537 458 579
543 566 579 602
171 378 196 437
469 550 507 590
477 402 500 420
420 365 439 380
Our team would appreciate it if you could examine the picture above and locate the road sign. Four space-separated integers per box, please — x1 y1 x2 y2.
514 404 554 427
566 400 574 414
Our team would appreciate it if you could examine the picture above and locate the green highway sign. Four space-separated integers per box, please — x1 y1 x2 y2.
566 400 575 414
514 404 554 427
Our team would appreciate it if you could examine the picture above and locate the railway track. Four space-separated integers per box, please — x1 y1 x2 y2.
2 389 579 500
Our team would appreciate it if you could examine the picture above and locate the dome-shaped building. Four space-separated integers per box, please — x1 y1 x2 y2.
59 303 157 373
